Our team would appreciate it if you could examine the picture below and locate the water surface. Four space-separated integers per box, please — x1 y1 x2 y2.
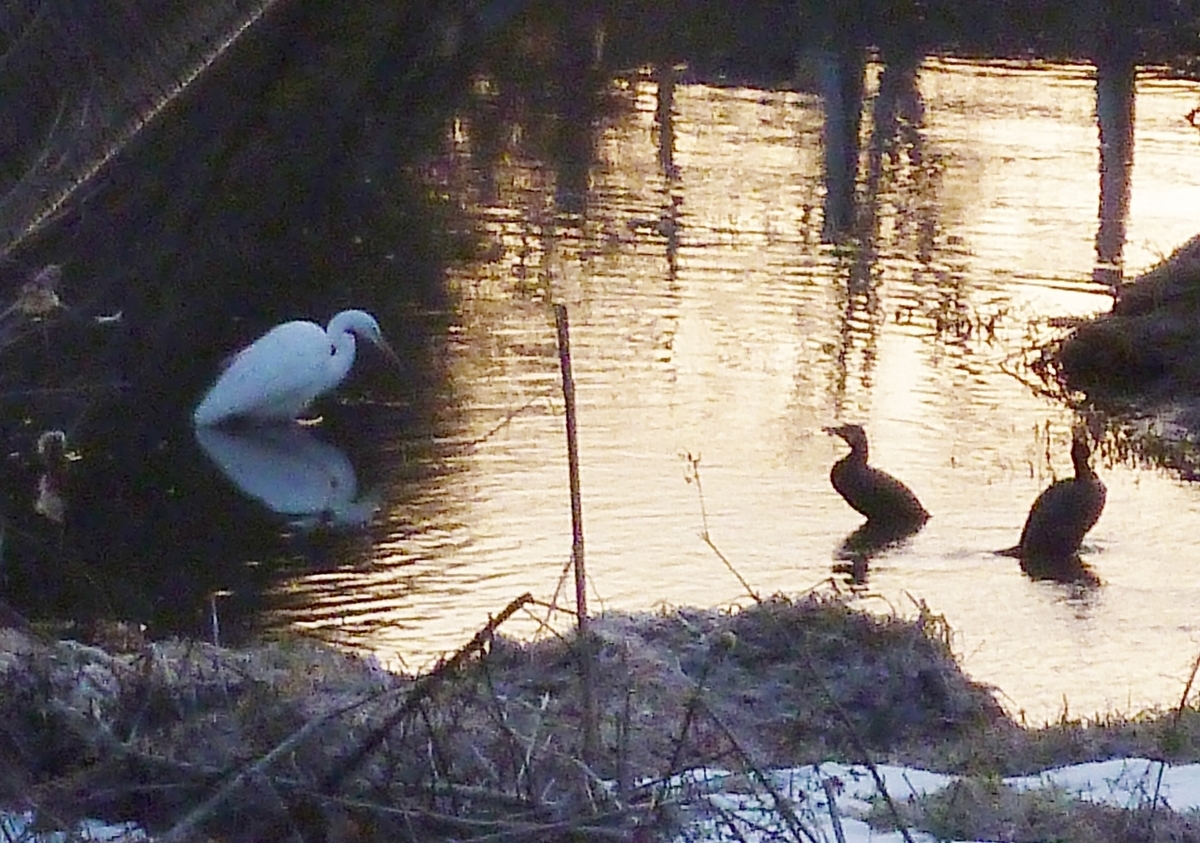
268 60 1200 722
25 59 1200 725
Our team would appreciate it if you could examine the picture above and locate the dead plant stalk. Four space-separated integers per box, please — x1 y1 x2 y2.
555 303 598 771
319 592 534 794
685 452 760 603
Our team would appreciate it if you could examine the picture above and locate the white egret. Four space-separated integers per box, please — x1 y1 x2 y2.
193 309 401 426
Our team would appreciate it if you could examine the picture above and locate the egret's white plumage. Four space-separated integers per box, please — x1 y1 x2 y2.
193 309 399 426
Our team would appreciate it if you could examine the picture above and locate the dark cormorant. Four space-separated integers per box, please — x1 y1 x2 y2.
824 424 930 526
1003 434 1106 566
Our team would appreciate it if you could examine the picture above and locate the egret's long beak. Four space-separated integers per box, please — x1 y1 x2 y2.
375 337 404 370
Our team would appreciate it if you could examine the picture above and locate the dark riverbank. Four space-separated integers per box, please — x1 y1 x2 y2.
6 594 1200 842
1057 235 1200 433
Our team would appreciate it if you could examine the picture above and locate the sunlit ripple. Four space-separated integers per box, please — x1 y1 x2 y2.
274 59 1200 722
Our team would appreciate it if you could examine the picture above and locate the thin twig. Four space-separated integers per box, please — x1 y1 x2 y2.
1151 646 1200 829
685 452 760 602
464 395 554 447
617 644 633 800
107 748 555 818
478 660 546 806
665 646 715 776
702 533 760 603
520 600 575 643
301 791 646 842
1174 646 1200 727
160 683 400 843
660 635 818 843
555 304 588 628
1149 758 1167 833
320 592 534 794
544 555 577 630
797 649 916 843
821 777 848 843
699 702 821 843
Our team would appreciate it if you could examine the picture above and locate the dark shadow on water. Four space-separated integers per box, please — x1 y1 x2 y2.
995 540 1103 588
832 519 927 586
0 2 630 648
0 379 431 645
1019 554 1102 588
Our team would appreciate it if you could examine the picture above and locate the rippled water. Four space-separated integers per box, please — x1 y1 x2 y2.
38 58 1200 725
245 59 1200 723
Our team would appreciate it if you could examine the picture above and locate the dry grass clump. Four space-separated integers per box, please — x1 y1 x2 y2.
0 591 1011 841
6 591 1200 841
914 703 1200 780
869 773 1200 843
1113 233 1200 318
0 626 405 835
482 592 1009 776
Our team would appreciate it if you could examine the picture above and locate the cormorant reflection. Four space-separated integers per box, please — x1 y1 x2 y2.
832 519 925 586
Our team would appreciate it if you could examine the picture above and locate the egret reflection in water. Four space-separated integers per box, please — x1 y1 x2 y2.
195 426 381 530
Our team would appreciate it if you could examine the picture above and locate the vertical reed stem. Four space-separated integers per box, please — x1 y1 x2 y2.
554 303 597 767
556 304 587 626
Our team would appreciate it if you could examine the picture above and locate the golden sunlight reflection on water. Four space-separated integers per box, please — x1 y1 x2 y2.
280 59 1200 723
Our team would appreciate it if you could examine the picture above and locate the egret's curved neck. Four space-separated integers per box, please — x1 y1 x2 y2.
328 329 358 384
324 310 381 393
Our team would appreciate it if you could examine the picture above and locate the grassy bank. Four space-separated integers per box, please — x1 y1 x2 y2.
3 591 1200 841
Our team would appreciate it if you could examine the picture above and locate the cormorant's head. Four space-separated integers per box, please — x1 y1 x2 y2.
1070 434 1094 475
824 423 869 454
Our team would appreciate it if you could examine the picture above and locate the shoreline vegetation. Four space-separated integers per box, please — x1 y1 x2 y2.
1054 234 1200 473
5 592 1200 842
1059 234 1200 401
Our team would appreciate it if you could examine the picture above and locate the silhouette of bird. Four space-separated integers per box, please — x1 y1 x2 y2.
824 424 930 526
194 310 401 426
1003 434 1106 567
